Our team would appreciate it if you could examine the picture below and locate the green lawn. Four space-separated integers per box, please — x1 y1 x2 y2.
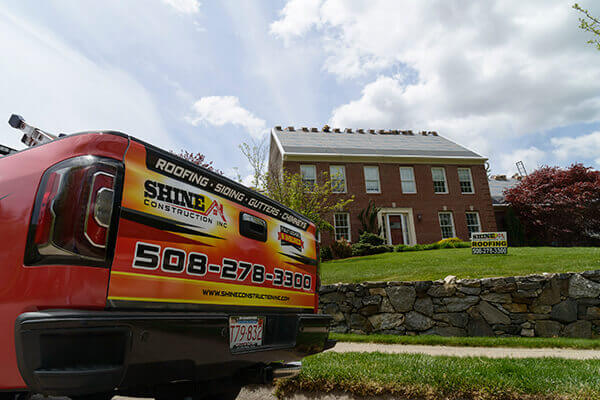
331 333 600 350
278 352 600 399
321 247 600 284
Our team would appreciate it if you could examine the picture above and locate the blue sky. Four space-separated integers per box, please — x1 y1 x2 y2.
1 0 599 181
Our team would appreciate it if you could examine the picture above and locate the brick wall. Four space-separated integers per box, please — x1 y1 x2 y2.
283 160 496 247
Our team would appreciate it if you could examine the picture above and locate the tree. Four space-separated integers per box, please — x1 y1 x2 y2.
504 164 600 245
573 3 600 50
239 139 267 189
238 140 354 233
358 201 381 235
175 150 223 175
264 170 354 233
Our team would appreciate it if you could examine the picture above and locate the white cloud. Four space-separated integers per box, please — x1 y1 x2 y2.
0 8 176 151
161 0 200 14
271 1 600 172
269 0 322 44
498 146 547 175
551 131 600 167
187 96 267 139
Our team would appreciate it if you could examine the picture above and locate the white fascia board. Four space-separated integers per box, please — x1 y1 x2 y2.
271 129 285 158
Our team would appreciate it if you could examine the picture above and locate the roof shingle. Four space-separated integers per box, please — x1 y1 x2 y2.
273 126 483 159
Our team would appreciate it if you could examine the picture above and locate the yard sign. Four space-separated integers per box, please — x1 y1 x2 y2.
471 232 508 254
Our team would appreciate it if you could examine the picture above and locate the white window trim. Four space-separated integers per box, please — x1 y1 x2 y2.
466 211 481 237
432 167 448 194
438 212 456 239
363 166 381 194
458 167 475 194
300 164 317 186
330 165 347 193
399 166 417 194
333 212 351 242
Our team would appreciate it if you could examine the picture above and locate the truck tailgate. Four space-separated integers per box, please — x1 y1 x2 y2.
107 140 319 313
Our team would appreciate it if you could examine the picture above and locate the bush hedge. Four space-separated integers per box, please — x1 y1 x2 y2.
321 236 471 261
331 239 353 259
358 231 385 246
351 242 394 257
395 237 470 252
320 245 333 261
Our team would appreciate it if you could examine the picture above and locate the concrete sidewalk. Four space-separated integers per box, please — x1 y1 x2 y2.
329 341 600 359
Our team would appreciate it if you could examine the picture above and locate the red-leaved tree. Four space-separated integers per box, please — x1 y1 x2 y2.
504 164 600 245
174 150 223 175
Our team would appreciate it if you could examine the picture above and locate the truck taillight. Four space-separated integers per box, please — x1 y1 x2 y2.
25 156 123 267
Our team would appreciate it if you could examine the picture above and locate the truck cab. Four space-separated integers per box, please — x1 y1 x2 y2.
0 119 332 400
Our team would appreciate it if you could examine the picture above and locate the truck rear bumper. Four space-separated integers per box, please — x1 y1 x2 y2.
14 309 332 396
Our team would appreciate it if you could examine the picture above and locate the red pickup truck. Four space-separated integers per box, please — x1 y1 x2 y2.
0 116 332 400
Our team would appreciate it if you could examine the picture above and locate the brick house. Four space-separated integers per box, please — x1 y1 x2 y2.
268 126 497 248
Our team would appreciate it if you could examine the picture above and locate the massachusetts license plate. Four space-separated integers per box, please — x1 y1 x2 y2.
229 316 265 350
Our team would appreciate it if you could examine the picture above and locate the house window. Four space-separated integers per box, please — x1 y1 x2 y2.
334 213 351 241
438 212 455 239
431 167 448 194
300 165 316 187
364 166 381 193
399 167 416 193
466 212 481 237
330 165 347 193
458 168 474 194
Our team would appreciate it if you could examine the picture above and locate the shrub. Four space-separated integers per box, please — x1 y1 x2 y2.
351 243 393 257
331 239 353 259
350 239 473 257
320 246 333 261
395 244 409 252
351 243 371 257
438 237 462 244
404 245 420 251
358 231 385 246
453 241 471 248
373 245 394 254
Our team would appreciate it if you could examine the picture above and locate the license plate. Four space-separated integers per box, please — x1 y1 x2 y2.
229 316 265 351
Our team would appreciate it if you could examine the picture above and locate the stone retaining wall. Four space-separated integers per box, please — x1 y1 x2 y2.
319 270 600 338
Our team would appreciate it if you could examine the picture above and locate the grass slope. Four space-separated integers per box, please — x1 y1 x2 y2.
278 352 600 399
331 333 600 350
321 247 600 284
